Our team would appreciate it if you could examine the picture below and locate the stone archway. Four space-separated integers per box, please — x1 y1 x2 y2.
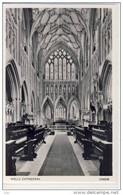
54 96 67 122
67 96 80 124
69 100 79 120
6 61 20 123
100 60 112 122
42 96 54 125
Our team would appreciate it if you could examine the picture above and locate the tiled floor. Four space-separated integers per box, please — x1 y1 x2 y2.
16 131 99 176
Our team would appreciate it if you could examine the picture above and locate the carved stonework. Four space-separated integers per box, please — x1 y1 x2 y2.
32 8 39 21
93 72 99 85
6 102 15 115
97 92 103 111
21 102 27 116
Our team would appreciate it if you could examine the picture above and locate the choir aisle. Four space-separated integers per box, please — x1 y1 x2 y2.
16 131 99 176
38 132 84 175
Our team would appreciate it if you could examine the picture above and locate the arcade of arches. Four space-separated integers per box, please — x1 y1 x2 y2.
5 7 112 176
5 8 112 126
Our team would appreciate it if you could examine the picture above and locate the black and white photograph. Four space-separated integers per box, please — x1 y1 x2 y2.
2 2 120 190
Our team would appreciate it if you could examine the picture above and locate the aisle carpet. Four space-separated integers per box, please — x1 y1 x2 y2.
38 134 84 175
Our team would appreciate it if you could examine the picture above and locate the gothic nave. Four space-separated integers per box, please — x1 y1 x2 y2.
5 7 112 177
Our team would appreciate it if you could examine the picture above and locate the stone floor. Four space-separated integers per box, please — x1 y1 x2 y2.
38 133 84 175
16 130 99 176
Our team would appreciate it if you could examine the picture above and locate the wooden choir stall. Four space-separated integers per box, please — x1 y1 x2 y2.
73 122 112 176
6 122 49 176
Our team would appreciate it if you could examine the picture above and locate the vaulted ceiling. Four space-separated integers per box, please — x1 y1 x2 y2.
30 8 90 57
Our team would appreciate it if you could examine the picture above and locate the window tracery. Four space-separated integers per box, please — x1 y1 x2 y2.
45 48 76 81
56 104 66 119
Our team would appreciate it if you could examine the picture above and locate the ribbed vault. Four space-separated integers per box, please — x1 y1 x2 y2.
30 8 90 57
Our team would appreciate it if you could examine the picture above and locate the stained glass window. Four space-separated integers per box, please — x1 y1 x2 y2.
45 48 76 81
56 104 66 119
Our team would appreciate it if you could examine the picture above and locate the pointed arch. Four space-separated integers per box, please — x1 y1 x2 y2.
99 60 112 122
41 96 54 119
42 42 79 83
67 96 80 119
6 60 20 98
42 41 79 69
70 101 80 120
100 60 112 88
21 81 29 116
100 60 112 103
54 96 67 120
6 60 20 122
42 96 54 109
54 95 67 110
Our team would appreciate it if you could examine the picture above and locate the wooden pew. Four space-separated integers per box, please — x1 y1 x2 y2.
5 123 47 175
19 125 46 160
46 125 55 135
66 125 74 136
6 123 30 156
73 126 93 159
89 123 112 142
74 126 85 144
6 123 28 141
89 124 112 175
73 124 112 175
6 140 16 176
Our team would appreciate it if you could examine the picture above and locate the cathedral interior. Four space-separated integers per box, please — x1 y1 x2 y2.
5 8 112 177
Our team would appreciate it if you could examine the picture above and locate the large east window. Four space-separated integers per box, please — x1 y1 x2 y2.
45 48 76 80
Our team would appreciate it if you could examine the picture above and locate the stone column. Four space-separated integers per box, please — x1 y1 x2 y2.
11 97 16 122
16 97 20 121
27 104 31 114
